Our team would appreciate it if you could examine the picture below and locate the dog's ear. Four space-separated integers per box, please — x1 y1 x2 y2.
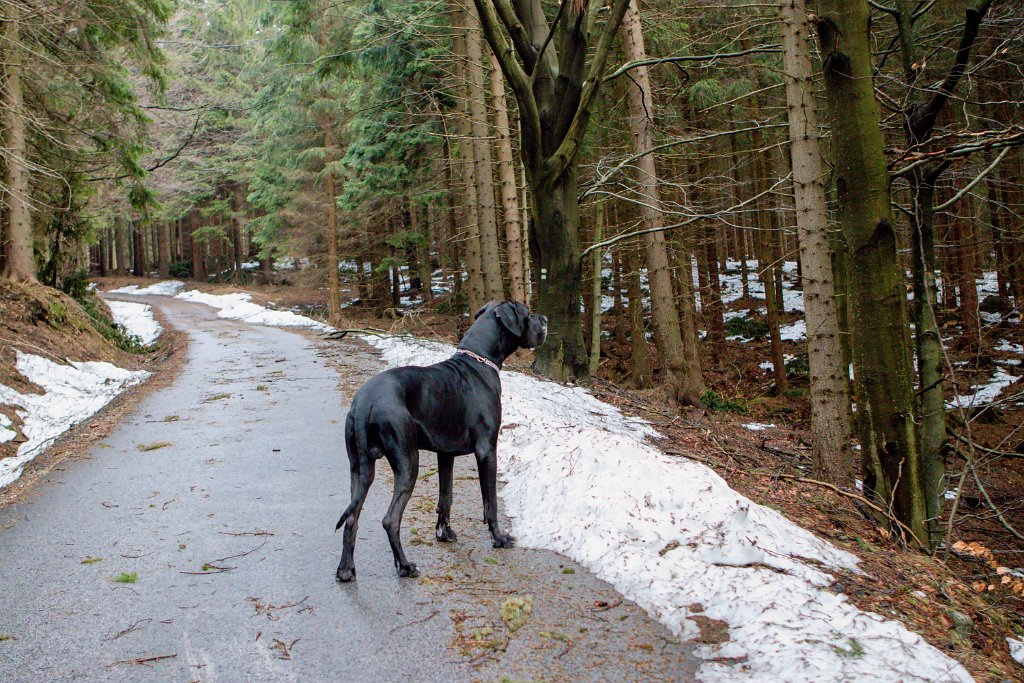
495 302 527 337
473 301 500 320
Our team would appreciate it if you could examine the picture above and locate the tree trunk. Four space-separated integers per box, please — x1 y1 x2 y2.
157 221 171 278
620 0 704 400
323 121 341 326
613 249 628 345
1 17 35 283
893 0 991 547
589 200 606 377
955 191 979 342
452 2 486 312
114 218 129 276
817 0 926 544
489 51 525 302
624 246 651 389
132 224 144 278
750 127 787 393
190 210 205 281
704 225 726 357
780 0 853 484
758 230 788 393
413 201 433 303
473 0 630 380
529 169 588 380
466 11 503 300
1 30 37 270
232 187 245 277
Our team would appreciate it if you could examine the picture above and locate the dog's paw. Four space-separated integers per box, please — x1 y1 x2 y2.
398 562 420 578
435 525 458 543
335 566 356 582
492 533 516 549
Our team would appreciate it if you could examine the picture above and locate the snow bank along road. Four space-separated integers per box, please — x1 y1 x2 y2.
0 295 694 682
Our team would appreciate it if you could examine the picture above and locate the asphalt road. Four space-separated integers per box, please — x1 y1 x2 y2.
0 296 696 682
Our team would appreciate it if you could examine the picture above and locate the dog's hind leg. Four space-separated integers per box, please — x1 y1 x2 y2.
435 452 457 542
336 418 376 582
382 434 420 578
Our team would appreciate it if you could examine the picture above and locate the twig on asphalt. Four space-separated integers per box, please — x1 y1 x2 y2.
106 653 177 669
105 618 152 642
390 610 439 634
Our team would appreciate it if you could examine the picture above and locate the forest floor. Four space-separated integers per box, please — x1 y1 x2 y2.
89 270 1024 681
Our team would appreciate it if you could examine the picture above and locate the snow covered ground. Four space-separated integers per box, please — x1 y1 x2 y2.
108 280 185 296
1009 637 1024 666
0 352 148 488
0 414 15 444
367 334 973 682
108 283 333 333
106 301 162 346
174 290 333 331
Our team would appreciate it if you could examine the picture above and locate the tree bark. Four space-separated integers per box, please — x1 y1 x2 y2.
703 225 726 358
624 246 651 388
1 16 35 283
529 169 588 380
323 121 341 326
466 9 504 300
190 210 205 281
816 0 926 543
619 0 704 399
750 124 787 393
115 217 130 276
488 50 525 302
780 0 853 484
157 221 171 278
589 200 605 377
412 200 433 303
452 1 486 312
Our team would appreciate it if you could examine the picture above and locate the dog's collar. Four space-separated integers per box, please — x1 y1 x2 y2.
455 349 500 374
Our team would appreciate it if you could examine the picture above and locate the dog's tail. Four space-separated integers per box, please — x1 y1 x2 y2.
335 408 373 531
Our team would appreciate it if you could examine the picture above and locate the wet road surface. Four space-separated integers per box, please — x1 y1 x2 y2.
0 296 696 682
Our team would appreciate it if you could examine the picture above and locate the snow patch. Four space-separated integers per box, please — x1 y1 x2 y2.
1009 637 1024 666
0 351 148 488
364 334 972 683
949 368 1021 408
780 318 807 341
994 340 1023 355
106 301 162 346
0 413 14 444
108 280 184 296
174 290 333 332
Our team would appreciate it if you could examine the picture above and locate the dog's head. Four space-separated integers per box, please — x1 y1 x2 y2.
474 301 548 350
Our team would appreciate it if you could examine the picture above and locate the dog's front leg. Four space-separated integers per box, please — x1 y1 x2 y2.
435 452 457 542
474 442 515 548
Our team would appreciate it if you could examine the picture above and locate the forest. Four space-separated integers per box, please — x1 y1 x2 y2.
1 0 1024 676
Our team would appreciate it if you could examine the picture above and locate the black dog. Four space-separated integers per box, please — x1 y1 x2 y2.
335 301 547 581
